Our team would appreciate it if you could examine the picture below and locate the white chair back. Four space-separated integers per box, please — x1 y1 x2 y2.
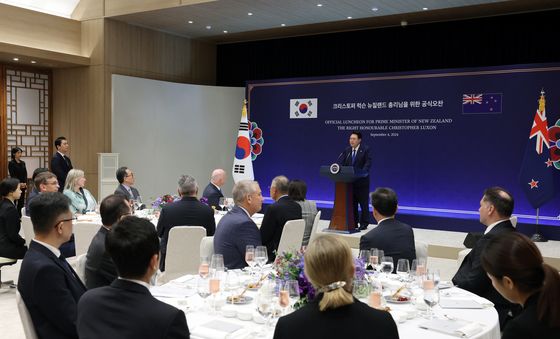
75 253 87 283
415 240 429 261
21 216 35 248
308 211 323 245
200 236 214 260
277 219 306 255
164 226 206 282
74 223 100 256
16 291 39 339
21 207 26 217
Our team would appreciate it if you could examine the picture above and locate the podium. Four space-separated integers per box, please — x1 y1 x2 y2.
320 165 368 234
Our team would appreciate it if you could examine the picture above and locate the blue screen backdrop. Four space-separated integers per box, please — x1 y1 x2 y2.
247 64 560 227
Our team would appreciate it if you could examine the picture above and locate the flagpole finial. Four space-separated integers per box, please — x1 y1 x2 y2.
538 89 546 113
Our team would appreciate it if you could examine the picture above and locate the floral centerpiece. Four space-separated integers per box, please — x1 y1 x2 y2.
151 194 179 210
273 250 366 309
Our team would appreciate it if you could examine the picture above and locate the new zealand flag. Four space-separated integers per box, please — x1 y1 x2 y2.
462 93 502 114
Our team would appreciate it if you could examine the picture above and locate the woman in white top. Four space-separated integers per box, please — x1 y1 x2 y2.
63 169 97 215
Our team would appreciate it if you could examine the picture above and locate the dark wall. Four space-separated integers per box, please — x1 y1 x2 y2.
217 9 560 86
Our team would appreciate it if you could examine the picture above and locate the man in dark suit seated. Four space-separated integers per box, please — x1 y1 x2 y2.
214 180 263 269
202 168 226 210
84 194 131 289
452 186 518 329
156 174 215 271
114 166 143 206
260 175 302 261
26 171 60 215
77 216 190 339
50 136 73 193
18 192 86 339
359 187 416 266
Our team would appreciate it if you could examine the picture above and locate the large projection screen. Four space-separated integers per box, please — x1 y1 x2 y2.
112 75 244 203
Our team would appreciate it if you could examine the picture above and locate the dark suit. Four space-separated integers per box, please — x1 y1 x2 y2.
156 196 215 271
501 293 557 339
359 218 416 266
84 226 117 289
51 152 73 192
260 196 302 260
18 241 86 339
274 296 399 339
0 198 27 258
77 279 190 339
452 220 517 328
202 182 224 210
213 206 261 269
338 144 372 228
114 184 141 201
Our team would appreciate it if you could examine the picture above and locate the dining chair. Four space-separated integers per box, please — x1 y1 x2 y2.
20 216 35 248
16 290 39 339
200 236 214 260
308 211 324 245
277 219 306 255
163 226 206 282
73 222 100 256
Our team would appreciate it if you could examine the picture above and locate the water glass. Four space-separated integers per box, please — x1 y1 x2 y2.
423 283 439 319
352 279 370 300
210 254 225 279
281 280 300 313
358 249 370 270
255 246 268 274
197 277 211 310
381 256 394 277
219 197 226 210
245 245 256 275
369 248 380 271
198 256 209 278
396 259 410 281
375 249 385 272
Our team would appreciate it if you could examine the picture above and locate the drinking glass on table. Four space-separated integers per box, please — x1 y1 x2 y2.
352 279 370 300
245 245 256 276
198 256 209 278
255 246 268 275
197 277 211 311
219 197 226 211
358 249 370 270
374 249 384 272
280 280 299 314
209 274 221 313
369 248 380 271
396 259 410 281
422 274 439 319
381 256 394 278
225 271 241 304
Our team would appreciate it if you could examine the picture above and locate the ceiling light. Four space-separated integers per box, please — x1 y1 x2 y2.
317 4 323 7
248 12 253 16
223 30 228 33
372 7 378 11
188 20 193 24
31 60 37 64
206 25 211 29
423 7 428 11
281 23 286 27
13 57 19 61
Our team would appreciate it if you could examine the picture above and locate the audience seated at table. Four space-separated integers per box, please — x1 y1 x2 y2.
26 170 58 215
288 179 318 247
214 180 263 269
77 216 190 339
273 234 399 339
260 175 302 260
481 232 560 339
202 168 226 210
157 174 215 271
114 166 144 208
452 186 518 329
18 192 86 339
359 187 416 266
84 194 132 289
63 169 97 215
0 178 27 259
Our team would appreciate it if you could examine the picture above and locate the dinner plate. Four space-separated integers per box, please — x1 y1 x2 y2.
384 296 412 304
226 295 254 305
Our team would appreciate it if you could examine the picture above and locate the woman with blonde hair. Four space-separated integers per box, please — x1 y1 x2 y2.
481 232 560 339
63 169 97 214
273 235 398 339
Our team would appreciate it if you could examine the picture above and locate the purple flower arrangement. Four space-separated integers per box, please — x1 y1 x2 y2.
151 194 179 209
200 196 209 205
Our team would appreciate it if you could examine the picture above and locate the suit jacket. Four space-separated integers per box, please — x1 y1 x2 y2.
18 241 86 339
84 226 117 289
0 198 27 258
452 220 516 326
338 144 372 186
51 152 73 192
359 218 416 265
213 206 261 269
114 184 141 201
77 279 189 339
501 293 558 339
202 182 224 210
273 296 399 339
260 196 302 260
156 196 215 270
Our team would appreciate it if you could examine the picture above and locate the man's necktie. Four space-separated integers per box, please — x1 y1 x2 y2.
58 254 81 282
352 149 356 164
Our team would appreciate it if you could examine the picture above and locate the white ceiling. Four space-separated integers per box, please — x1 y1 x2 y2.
0 0 80 18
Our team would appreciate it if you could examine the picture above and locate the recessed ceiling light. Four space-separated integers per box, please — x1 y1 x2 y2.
281 23 286 27
188 20 193 24
372 7 378 12
206 25 211 29
317 4 323 7
347 16 352 19
423 7 428 11
31 60 37 64
248 12 253 16
13 57 19 61
223 30 228 33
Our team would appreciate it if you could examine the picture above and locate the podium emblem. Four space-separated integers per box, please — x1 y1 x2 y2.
330 163 340 174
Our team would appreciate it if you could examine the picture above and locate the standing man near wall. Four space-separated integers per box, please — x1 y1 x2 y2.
51 136 73 193
338 131 372 230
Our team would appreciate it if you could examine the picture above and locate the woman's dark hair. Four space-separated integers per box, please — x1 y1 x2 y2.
481 232 560 327
288 179 307 201
0 177 20 197
10 147 22 160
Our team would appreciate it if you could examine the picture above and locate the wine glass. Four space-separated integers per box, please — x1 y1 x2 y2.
225 271 241 304
369 248 380 271
422 277 439 319
352 279 370 300
381 256 394 277
210 254 225 279
197 277 211 311
368 278 383 308
198 256 209 278
255 246 268 275
280 280 299 314
375 249 384 272
226 197 235 211
245 245 256 276
358 249 370 270
136 196 143 210
219 197 226 211
209 275 221 313
396 259 410 281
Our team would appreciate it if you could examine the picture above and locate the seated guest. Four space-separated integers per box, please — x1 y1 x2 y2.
77 216 190 339
214 180 263 269
156 175 215 271
452 187 517 328
114 166 143 206
202 168 226 210
274 235 398 339
481 232 560 339
288 179 318 247
63 169 97 215
84 194 131 289
18 192 86 339
260 175 302 260
0 178 27 259
25 169 54 215
359 187 416 265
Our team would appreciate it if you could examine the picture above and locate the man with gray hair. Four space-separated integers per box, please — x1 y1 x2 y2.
202 168 226 210
156 174 215 271
214 180 263 269
260 175 302 260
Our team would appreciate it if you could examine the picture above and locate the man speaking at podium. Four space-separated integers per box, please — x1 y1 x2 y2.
337 131 372 230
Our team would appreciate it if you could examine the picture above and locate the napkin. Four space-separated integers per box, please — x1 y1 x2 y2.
419 318 485 338
455 322 484 337
191 320 245 339
150 285 196 298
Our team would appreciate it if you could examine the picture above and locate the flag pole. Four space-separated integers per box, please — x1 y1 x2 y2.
530 208 547 242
